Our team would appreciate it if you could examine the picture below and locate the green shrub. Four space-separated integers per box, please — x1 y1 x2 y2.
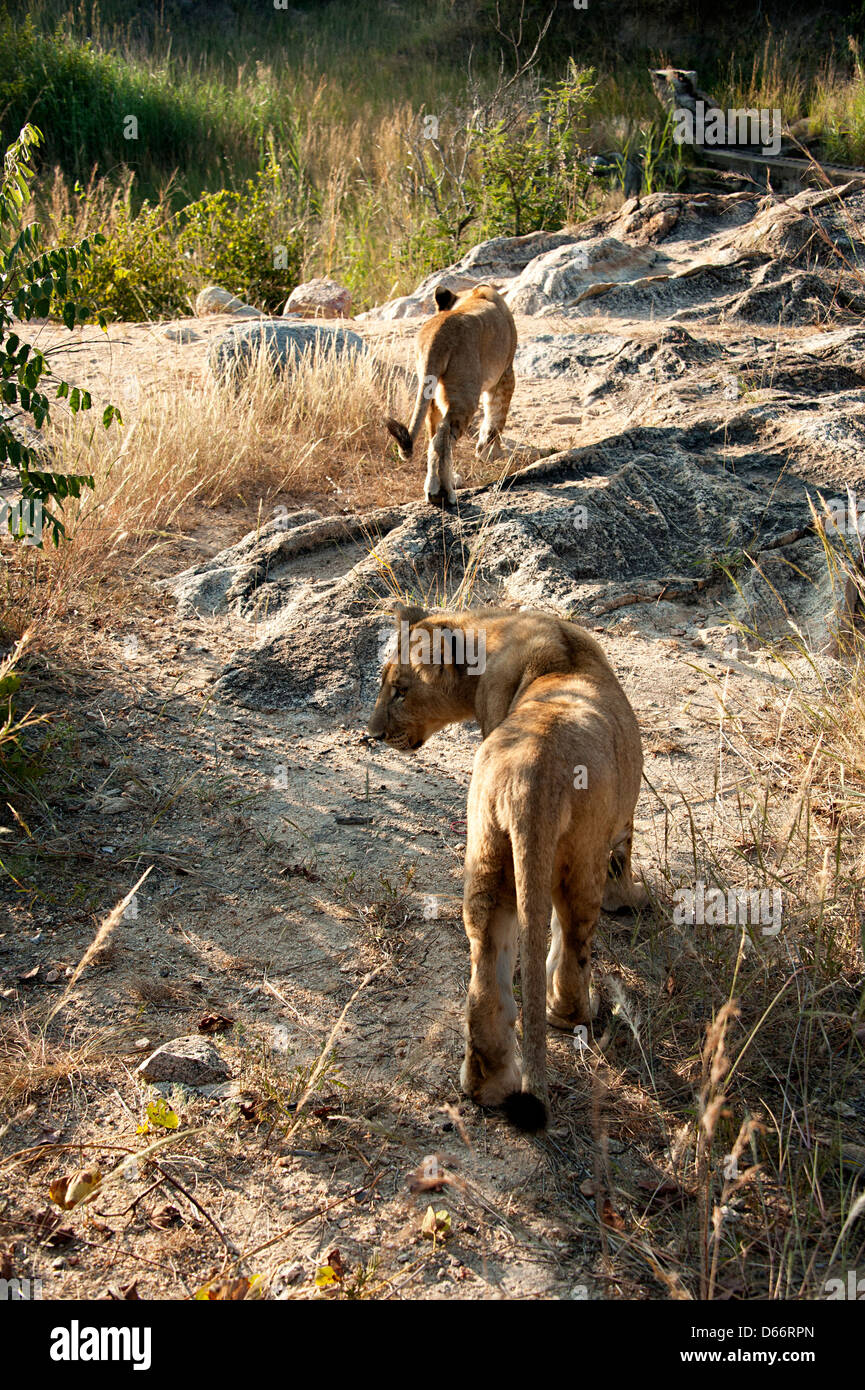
0 125 121 545
69 197 191 322
475 63 596 239
179 159 304 312
0 16 252 197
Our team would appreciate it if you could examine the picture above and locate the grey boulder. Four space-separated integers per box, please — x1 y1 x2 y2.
208 320 365 382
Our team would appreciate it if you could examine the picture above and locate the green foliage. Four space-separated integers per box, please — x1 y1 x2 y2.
405 63 598 260
475 64 596 239
0 125 121 545
0 16 252 198
638 111 686 196
0 634 48 799
65 157 305 320
68 195 191 322
179 158 304 312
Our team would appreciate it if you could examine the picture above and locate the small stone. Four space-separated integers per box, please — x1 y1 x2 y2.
137 1035 231 1086
194 286 261 318
164 324 201 343
283 277 351 319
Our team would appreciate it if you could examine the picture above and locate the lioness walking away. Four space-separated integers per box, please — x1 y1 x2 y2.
385 284 517 505
368 605 647 1130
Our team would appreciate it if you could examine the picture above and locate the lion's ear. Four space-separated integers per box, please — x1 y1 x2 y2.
393 602 427 628
434 284 458 311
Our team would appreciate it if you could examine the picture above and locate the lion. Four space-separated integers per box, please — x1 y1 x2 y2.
368 604 647 1130
385 283 517 506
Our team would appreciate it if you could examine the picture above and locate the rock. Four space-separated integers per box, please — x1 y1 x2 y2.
505 236 659 315
207 320 365 384
283 277 352 319
168 432 815 714
358 228 578 320
158 181 865 715
163 324 201 342
137 1035 231 1086
724 271 864 325
194 285 262 318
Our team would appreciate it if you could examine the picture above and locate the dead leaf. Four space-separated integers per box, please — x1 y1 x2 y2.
107 1280 140 1300
151 1203 182 1229
407 1155 450 1193
195 1277 253 1301
239 1095 262 1121
49 1177 70 1209
198 1013 234 1034
601 1199 626 1232
636 1175 688 1208
49 1168 102 1210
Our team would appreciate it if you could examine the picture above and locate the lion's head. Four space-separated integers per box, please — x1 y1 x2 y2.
368 606 475 751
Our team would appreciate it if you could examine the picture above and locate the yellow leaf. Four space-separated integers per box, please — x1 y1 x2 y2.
421 1205 451 1239
315 1265 338 1289
145 1099 179 1130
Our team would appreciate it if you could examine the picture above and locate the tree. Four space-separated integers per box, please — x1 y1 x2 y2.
0 125 122 545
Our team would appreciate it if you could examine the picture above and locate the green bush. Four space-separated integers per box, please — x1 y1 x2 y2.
0 16 253 197
66 159 304 321
0 125 121 545
475 64 596 239
179 160 304 312
70 198 191 322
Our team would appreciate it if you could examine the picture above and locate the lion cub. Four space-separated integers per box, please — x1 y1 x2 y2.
368 605 647 1129
385 284 517 506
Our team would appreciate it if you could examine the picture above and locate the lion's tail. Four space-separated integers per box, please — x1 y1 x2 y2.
384 348 448 460
506 823 554 1132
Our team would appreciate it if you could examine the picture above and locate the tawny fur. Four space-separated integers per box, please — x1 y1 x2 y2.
368 605 647 1128
385 284 517 505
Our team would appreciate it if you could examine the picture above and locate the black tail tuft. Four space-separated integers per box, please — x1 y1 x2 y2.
503 1090 548 1133
385 417 413 459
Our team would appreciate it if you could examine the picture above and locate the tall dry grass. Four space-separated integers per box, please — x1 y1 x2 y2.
0 341 414 639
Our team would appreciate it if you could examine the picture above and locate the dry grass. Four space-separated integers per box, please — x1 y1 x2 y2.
0 339 414 642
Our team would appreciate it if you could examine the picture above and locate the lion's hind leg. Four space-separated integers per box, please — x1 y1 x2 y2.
546 857 606 1032
427 378 477 504
460 840 520 1106
477 364 515 461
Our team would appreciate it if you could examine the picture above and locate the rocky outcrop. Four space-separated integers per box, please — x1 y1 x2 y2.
161 185 865 714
